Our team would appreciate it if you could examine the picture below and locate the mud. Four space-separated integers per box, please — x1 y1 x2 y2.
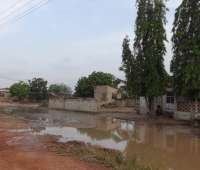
0 114 110 170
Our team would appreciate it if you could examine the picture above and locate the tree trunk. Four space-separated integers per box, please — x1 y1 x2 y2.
146 97 154 116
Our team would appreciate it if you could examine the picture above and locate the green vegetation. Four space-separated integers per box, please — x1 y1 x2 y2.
10 78 49 102
9 81 30 100
121 0 168 112
75 71 117 97
29 78 48 101
9 78 73 102
120 36 135 97
48 84 72 96
49 141 156 170
171 0 200 100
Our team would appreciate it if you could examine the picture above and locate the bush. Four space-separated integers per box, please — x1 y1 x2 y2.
9 81 30 100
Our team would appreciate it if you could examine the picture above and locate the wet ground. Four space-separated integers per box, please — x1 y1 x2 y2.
0 110 110 170
0 107 200 170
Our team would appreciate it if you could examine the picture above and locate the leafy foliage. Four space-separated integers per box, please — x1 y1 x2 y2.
75 77 92 97
171 0 200 99
75 72 117 97
120 36 136 97
29 78 48 101
49 84 72 96
120 0 168 112
134 0 167 97
9 81 30 100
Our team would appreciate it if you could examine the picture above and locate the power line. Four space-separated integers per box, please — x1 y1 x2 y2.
0 0 36 23
0 0 42 24
7 0 50 24
0 1 52 83
0 0 50 28
0 0 23 16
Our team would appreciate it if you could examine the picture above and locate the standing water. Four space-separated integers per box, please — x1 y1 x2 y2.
1 108 200 170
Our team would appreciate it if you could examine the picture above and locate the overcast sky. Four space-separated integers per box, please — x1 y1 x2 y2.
0 0 182 89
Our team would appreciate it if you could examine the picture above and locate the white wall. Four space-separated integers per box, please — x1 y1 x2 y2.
139 96 164 115
49 97 99 112
64 98 99 112
139 97 148 115
174 111 193 121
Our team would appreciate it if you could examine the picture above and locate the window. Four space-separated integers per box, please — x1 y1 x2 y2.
166 92 175 104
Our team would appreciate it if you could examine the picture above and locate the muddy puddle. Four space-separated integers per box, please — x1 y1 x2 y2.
1 107 200 170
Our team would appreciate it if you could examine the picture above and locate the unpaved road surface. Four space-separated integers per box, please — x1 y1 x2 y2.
0 114 109 170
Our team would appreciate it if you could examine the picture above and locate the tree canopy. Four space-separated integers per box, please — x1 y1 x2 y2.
9 81 30 100
75 71 117 97
134 0 167 97
120 0 167 112
120 36 136 97
29 78 48 101
49 84 72 96
171 0 200 99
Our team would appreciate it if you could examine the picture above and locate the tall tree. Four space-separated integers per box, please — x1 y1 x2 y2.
120 36 136 97
171 0 200 100
134 0 167 113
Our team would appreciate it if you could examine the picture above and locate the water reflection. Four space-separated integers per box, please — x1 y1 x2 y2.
33 113 200 170
2 108 200 170
124 124 200 170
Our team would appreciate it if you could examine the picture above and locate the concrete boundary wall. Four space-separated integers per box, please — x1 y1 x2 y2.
174 111 194 121
49 96 65 110
177 102 200 113
115 99 137 107
64 98 99 112
175 101 200 121
49 96 99 112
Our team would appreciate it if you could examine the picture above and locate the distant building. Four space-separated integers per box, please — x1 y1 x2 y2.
0 88 10 98
94 85 121 105
139 88 200 121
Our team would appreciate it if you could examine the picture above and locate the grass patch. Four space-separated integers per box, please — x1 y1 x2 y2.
47 141 157 170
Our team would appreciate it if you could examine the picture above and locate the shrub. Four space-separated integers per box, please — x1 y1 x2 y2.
9 81 30 100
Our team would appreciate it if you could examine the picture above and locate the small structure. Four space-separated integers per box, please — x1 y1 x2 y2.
94 85 121 105
0 88 10 98
139 88 200 121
